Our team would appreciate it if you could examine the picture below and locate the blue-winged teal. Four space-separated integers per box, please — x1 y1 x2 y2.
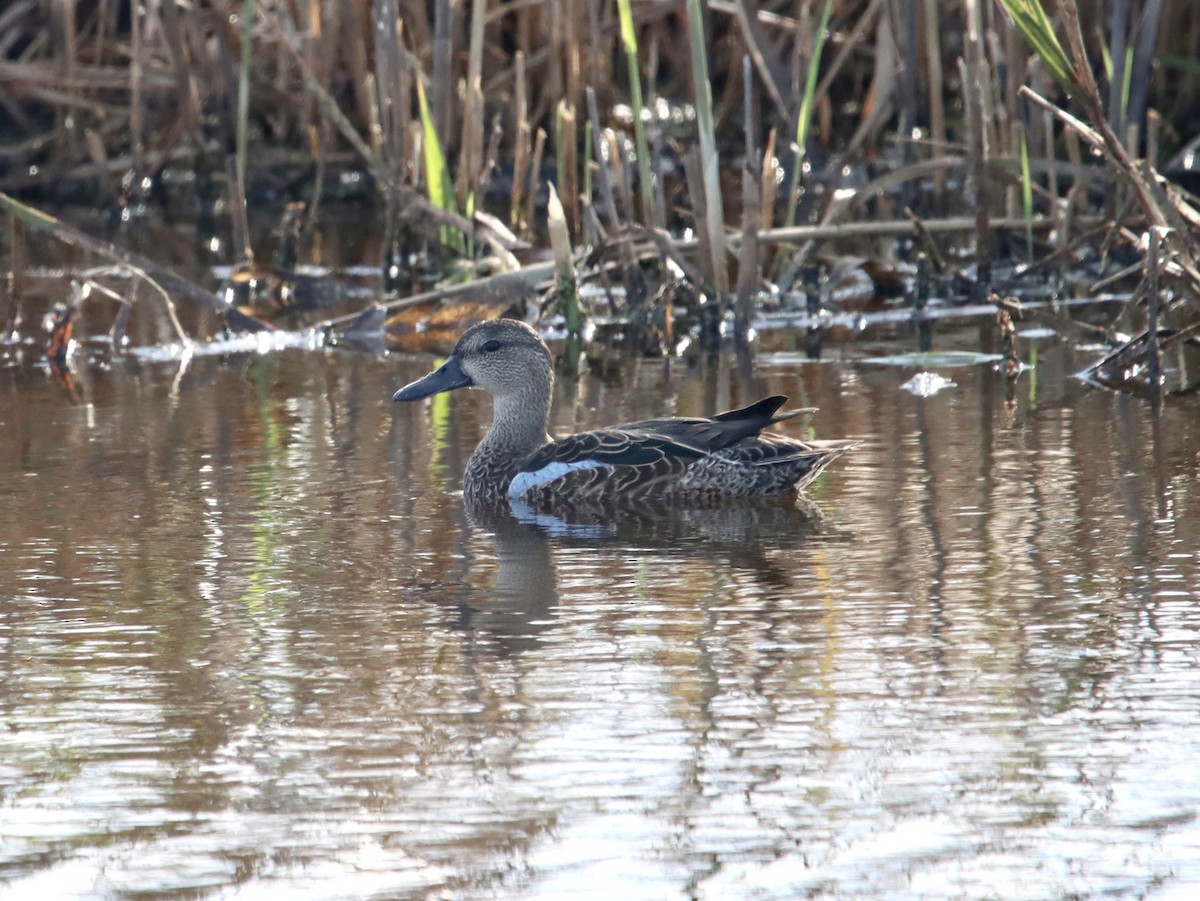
393 319 854 508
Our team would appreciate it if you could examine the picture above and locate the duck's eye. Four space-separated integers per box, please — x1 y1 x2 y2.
481 340 501 354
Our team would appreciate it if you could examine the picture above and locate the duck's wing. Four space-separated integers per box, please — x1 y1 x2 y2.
519 429 707 472
518 395 802 477
615 396 814 453
510 428 707 499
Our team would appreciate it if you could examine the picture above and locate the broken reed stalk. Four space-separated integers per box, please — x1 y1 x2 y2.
812 0 881 104
374 0 407 188
760 129 778 247
55 0 79 156
546 182 580 334
232 0 256 263
1002 20 1027 179
524 127 546 231
309 11 338 230
1080 317 1200 397
559 0 582 117
581 119 599 244
457 0 487 208
433 0 453 157
477 114 501 217
735 55 761 340
962 0 993 296
608 129 634 223
1043 104 1058 210
3 217 26 334
1146 225 1164 398
905 208 949 273
1127 0 1167 146
585 87 622 232
922 0 946 198
682 149 713 286
651 128 668 231
129 0 144 175
374 7 411 258
155 0 205 155
369 69 388 163
512 51 530 231
555 101 578 240
899 0 919 160
339 0 374 136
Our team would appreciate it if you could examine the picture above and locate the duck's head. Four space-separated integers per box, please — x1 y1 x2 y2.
392 318 552 403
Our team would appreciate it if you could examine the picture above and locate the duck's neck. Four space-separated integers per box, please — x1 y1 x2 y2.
464 385 553 498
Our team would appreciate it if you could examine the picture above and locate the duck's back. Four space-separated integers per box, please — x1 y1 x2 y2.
508 397 853 508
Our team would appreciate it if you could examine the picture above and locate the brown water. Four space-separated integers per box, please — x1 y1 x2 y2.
2 321 1199 900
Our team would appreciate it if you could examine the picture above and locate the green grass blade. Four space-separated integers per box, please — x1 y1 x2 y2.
416 77 464 253
996 0 1074 88
1018 125 1033 262
787 0 834 227
616 0 656 226
1158 52 1200 77
685 0 727 293
1119 45 1134 128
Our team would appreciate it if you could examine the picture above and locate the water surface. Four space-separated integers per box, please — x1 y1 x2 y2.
2 330 1199 900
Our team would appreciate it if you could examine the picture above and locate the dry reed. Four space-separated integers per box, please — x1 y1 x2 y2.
0 0 1197 394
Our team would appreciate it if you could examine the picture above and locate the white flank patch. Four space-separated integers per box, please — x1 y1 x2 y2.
508 459 605 498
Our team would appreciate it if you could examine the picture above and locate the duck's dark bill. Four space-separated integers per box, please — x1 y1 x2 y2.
393 355 473 401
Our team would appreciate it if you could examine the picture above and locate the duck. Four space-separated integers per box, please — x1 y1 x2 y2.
392 318 854 509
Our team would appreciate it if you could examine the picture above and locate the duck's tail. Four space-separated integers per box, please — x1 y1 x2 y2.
711 395 817 430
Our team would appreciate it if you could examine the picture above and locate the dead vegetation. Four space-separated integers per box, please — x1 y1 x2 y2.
1 0 1199 397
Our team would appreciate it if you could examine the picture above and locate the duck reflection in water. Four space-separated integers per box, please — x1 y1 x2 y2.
439 494 843 653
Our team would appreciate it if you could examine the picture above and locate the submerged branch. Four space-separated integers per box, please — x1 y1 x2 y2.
320 263 556 335
0 192 271 333
742 214 1092 247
